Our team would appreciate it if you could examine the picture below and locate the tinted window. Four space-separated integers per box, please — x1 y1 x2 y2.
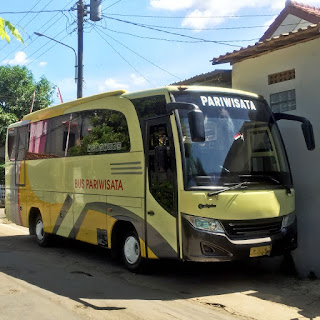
24 110 130 160
147 119 176 216
8 126 28 161
67 110 130 156
7 128 16 161
130 95 167 123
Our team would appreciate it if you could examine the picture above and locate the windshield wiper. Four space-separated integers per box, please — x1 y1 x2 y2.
207 182 248 197
238 174 292 195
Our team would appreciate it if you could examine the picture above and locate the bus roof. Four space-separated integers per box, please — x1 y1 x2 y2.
20 85 261 123
22 89 127 122
123 86 261 100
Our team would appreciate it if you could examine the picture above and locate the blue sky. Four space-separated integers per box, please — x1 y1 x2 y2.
1 0 320 104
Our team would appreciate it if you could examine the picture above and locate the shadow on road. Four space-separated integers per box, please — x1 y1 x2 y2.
0 234 319 319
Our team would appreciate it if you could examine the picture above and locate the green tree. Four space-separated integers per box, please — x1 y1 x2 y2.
0 18 23 43
0 66 55 145
0 66 55 119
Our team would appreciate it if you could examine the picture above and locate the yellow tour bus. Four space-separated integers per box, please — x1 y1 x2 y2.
5 86 315 272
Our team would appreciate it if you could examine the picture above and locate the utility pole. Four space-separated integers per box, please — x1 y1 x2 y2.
77 0 84 99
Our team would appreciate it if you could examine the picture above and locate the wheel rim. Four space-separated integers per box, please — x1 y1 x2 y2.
36 219 44 241
124 236 140 265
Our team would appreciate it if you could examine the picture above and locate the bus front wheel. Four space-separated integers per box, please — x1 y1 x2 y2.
122 230 145 272
35 214 50 247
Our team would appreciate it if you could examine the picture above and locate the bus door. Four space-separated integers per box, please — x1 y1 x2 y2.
15 126 28 187
8 125 28 225
145 116 179 259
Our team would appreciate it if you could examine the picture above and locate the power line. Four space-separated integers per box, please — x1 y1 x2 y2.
101 20 310 32
104 0 125 10
17 0 56 33
0 0 46 51
1 0 75 62
13 0 44 25
94 27 157 88
94 24 182 81
101 25 259 43
25 30 72 67
100 26 205 43
0 9 71 14
101 13 277 18
102 15 242 47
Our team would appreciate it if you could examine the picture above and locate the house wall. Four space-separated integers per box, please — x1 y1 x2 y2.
232 37 320 277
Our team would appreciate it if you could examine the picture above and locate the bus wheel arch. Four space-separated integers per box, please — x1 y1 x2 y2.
29 207 41 235
111 220 145 272
29 208 50 247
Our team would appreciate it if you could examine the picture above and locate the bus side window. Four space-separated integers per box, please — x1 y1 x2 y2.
16 126 29 161
44 114 74 158
67 110 130 157
148 122 176 215
7 128 16 161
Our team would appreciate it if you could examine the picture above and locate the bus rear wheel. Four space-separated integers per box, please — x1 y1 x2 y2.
35 214 50 247
122 230 145 273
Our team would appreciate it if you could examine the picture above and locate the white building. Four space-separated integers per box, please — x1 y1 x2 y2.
211 1 320 277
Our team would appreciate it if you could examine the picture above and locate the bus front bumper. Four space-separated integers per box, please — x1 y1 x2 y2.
181 218 297 262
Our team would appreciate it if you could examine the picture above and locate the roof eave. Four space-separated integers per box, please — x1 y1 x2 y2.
211 24 320 66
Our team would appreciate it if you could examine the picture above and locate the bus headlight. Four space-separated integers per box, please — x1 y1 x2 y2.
184 214 224 233
282 212 296 228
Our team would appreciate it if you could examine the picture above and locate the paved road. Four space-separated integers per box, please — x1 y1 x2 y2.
1 209 320 320
0 211 240 320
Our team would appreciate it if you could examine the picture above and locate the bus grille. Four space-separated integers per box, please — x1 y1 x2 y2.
221 217 283 239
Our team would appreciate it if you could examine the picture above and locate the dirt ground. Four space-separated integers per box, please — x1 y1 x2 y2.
1 208 320 320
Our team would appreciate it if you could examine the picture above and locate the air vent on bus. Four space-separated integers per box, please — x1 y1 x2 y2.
221 217 283 239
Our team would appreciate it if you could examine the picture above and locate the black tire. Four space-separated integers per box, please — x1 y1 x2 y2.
34 214 50 247
122 230 145 273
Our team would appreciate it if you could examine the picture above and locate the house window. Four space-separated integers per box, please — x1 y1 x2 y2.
270 90 296 113
268 69 295 85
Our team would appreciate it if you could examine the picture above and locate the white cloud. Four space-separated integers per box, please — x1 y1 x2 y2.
104 78 129 90
2 51 29 65
39 61 47 67
150 0 320 30
131 74 146 86
181 0 285 29
101 78 129 91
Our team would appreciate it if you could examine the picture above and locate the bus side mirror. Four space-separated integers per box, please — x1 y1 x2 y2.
273 113 315 150
301 121 315 151
167 102 205 142
188 109 205 142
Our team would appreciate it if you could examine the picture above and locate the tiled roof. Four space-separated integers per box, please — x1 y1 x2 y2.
291 1 320 16
260 0 320 41
171 69 231 86
211 23 320 65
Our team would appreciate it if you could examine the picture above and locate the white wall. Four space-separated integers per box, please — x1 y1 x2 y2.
232 38 320 277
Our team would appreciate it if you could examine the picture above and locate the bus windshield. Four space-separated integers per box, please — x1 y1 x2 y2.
172 91 292 190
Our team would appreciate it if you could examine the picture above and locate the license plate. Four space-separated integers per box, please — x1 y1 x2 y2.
250 245 271 258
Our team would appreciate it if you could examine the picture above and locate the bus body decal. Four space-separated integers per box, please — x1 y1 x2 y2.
110 162 143 175
59 200 178 259
52 194 73 234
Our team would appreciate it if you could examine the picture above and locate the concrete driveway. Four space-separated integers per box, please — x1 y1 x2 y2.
0 208 319 320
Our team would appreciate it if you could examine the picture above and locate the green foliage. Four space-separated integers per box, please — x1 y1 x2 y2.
0 110 18 146
68 110 130 156
0 66 55 147
150 180 174 214
0 18 23 43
